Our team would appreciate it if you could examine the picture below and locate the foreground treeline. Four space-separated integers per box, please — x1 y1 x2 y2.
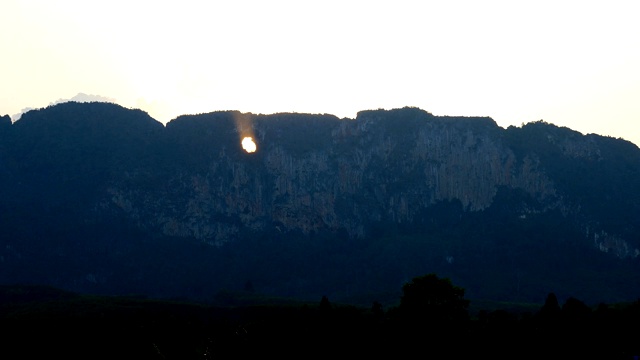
0 275 639 359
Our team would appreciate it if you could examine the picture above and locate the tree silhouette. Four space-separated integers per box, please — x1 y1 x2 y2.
539 292 561 321
371 301 384 320
397 273 469 324
535 291 564 353
561 296 591 323
319 295 331 312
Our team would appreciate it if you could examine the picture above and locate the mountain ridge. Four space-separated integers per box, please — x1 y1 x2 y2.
1 101 638 306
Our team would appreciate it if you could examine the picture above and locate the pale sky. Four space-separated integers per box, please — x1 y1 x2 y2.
2 0 639 147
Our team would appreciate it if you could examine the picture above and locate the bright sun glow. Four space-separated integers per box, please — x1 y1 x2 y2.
242 137 257 153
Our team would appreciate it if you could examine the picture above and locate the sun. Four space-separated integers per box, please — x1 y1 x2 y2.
241 137 257 153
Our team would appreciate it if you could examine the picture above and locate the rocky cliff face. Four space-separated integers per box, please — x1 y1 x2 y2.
97 107 637 259
1 103 639 305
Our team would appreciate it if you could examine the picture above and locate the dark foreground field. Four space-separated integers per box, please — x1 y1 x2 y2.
1 283 638 359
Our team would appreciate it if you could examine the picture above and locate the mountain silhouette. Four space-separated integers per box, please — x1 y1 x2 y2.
1 101 638 306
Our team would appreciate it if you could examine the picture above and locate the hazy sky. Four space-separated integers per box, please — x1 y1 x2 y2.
2 0 639 146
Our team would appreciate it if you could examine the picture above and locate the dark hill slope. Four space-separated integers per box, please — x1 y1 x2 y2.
0 103 638 306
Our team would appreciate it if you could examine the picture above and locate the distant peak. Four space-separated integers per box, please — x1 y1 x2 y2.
11 93 119 122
